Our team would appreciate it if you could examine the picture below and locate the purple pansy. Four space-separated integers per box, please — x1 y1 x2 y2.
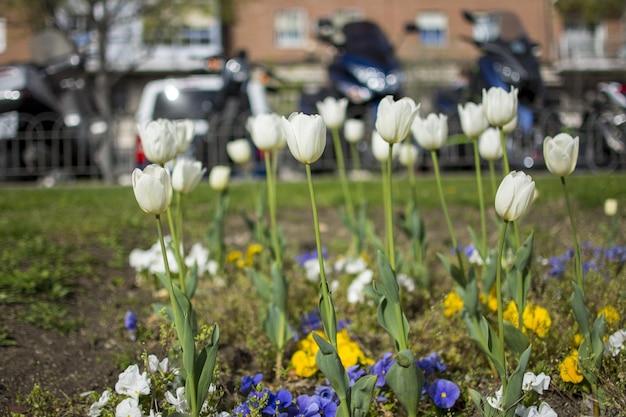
427 379 460 409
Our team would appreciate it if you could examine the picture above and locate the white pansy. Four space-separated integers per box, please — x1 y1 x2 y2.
115 364 151 399
486 386 503 411
166 387 188 413
347 268 374 304
605 329 626 357
522 371 551 394
88 390 111 417
148 355 169 374
115 397 142 417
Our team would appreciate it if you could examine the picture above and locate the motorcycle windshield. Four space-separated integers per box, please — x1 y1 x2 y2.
472 11 528 44
341 21 397 70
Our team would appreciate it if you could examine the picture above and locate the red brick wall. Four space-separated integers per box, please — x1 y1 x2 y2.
0 11 32 65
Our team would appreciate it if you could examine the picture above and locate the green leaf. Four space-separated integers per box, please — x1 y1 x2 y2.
270 262 288 310
263 303 294 351
195 324 219 413
513 232 534 276
247 268 272 302
463 275 479 316
503 345 532 414
184 263 198 299
503 321 530 355
437 253 466 287
313 333 350 400
385 350 424 417
482 250 498 296
569 283 590 335
349 375 377 417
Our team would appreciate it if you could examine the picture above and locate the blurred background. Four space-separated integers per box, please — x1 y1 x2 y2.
0 0 625 185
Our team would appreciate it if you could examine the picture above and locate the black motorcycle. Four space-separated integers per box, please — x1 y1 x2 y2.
299 19 406 171
433 10 561 169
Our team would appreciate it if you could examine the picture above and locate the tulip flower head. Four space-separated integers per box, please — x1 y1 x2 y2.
478 127 503 161
174 119 195 155
172 159 206 194
371 130 399 162
495 170 535 221
132 164 173 215
209 165 231 191
137 119 178 164
482 86 518 127
604 198 618 217
412 112 448 151
398 141 419 167
226 138 253 165
282 112 327 164
375 95 420 144
246 113 285 151
458 102 489 139
543 133 579 177
316 96 349 129
502 114 518 134
344 118 366 143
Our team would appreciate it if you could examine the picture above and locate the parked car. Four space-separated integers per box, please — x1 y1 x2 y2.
135 51 275 171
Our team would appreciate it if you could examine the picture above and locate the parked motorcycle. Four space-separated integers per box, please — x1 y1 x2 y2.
579 81 626 172
433 10 561 169
299 19 406 171
0 29 105 181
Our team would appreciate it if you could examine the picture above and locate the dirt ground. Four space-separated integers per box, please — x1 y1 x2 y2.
0 201 620 416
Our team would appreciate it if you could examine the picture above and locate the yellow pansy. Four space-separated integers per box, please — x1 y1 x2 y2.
443 291 464 318
559 353 583 384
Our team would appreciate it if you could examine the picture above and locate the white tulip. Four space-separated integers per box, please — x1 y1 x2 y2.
604 198 618 216
502 114 518 134
137 119 178 164
208 165 231 191
482 86 518 127
171 159 205 194
543 133 579 177
398 141 419 167
375 95 420 144
495 170 536 221
246 113 285 151
282 112 327 164
344 118 366 143
479 127 503 161
412 113 448 151
458 102 489 138
174 119 195 155
371 130 399 162
316 96 348 129
132 164 173 215
226 139 253 164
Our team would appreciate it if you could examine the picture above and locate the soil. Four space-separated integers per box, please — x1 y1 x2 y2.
0 200 621 416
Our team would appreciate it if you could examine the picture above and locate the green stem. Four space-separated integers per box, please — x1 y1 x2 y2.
350 142 365 204
431 150 465 279
386 144 396 270
499 127 510 176
496 220 509 386
166 205 186 294
265 151 282 267
488 160 497 200
331 127 356 228
561 176 583 292
156 214 197 417
306 164 337 348
472 139 487 256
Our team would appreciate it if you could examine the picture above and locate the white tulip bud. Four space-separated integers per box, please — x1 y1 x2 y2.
246 113 285 151
226 139 253 165
344 119 366 143
282 112 327 164
174 119 195 155
171 159 205 194
543 133 579 177
495 170 536 221
412 113 448 151
604 198 618 216
132 164 173 215
458 102 489 138
375 95 420 144
316 96 348 129
482 87 518 127
479 127 503 161
209 165 231 191
137 119 178 164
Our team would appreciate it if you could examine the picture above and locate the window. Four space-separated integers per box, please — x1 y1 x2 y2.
0 18 6 53
333 8 364 28
274 9 308 49
416 12 448 47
